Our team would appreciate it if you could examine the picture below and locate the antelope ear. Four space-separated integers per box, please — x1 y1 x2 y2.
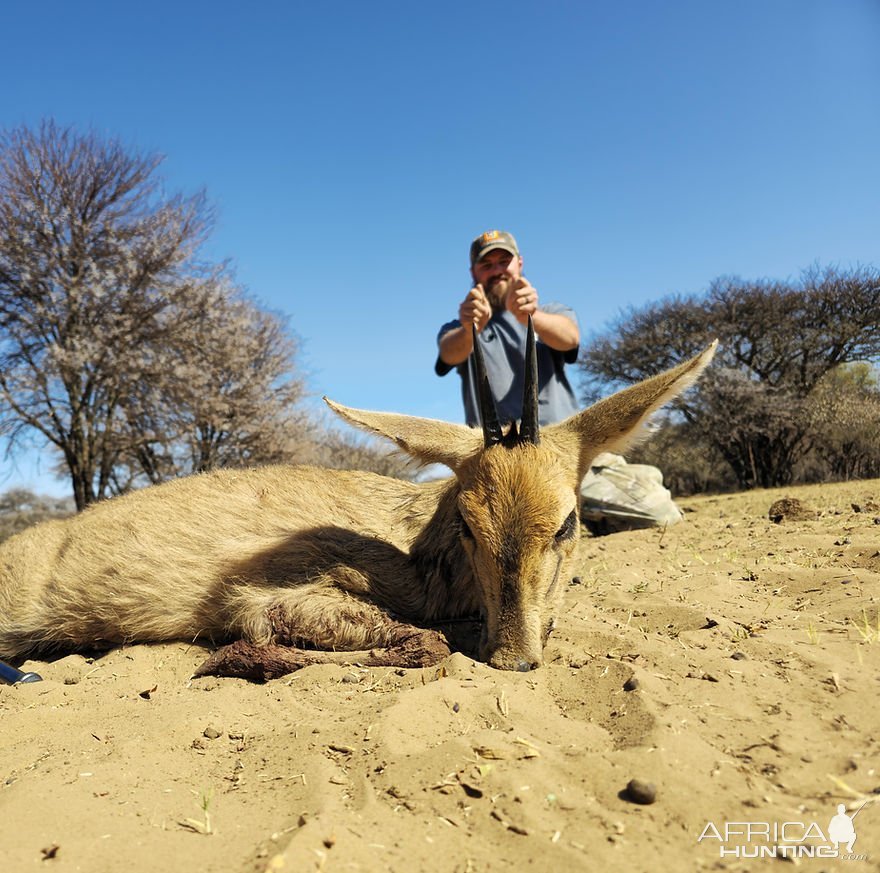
324 398 484 472
544 341 718 482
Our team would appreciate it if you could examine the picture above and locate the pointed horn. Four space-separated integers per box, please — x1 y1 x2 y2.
519 316 540 445
471 324 503 446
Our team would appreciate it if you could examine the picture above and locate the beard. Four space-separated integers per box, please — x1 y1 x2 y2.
485 274 513 311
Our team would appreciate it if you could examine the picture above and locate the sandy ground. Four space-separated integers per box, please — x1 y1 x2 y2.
2 478 880 872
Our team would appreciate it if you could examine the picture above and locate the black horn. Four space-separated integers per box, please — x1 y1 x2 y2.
471 324 503 447
519 316 540 445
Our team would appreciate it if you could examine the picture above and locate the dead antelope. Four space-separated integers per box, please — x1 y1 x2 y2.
0 322 716 679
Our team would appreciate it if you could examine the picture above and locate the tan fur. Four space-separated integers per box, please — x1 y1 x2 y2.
0 342 716 671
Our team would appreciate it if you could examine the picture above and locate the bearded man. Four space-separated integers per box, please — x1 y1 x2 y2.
435 230 581 428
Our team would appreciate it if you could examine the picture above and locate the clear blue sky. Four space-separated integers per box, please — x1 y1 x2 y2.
2 0 879 496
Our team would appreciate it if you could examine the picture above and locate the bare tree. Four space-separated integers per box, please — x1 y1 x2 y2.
581 266 880 489
695 368 812 488
807 363 880 481
0 121 302 508
118 291 308 487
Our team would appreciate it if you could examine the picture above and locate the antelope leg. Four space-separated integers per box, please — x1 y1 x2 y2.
193 624 452 681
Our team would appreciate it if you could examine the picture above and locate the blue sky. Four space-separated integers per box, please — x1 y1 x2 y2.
2 0 879 496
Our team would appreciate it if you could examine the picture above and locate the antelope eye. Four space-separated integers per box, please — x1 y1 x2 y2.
555 510 577 542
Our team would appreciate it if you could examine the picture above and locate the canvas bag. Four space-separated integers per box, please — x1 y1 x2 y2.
580 452 683 533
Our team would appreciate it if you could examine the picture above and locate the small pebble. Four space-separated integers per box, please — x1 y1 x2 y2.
203 726 222 739
623 677 640 692
731 652 747 661
624 778 657 805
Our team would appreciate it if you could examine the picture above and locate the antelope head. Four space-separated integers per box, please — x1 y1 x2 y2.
326 322 716 671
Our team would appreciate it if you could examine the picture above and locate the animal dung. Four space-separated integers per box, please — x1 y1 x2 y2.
767 497 817 523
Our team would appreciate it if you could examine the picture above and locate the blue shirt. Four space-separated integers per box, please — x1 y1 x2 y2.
435 304 580 427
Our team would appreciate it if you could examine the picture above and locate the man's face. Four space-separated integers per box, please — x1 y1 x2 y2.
471 248 523 307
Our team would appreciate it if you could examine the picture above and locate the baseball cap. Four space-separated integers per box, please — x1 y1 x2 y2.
469 230 519 267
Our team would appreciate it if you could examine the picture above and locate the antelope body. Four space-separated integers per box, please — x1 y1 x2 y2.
0 328 716 673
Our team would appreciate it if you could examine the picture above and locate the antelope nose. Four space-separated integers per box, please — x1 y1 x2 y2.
487 651 541 672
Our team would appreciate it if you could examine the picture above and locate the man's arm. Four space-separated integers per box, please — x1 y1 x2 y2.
506 278 579 351
531 309 580 351
437 323 474 367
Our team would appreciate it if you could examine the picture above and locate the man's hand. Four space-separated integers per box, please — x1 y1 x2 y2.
504 277 539 324
438 285 492 365
459 283 492 333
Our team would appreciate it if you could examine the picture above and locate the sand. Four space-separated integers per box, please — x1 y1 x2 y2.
2 478 879 872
